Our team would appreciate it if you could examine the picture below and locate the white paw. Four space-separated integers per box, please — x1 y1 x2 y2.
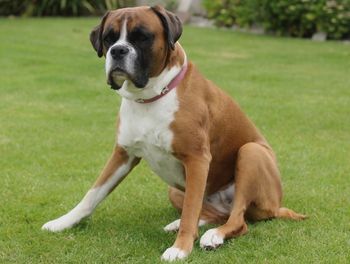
42 217 75 232
42 219 69 232
41 213 80 232
163 219 207 233
200 228 224 250
161 247 188 261
163 219 181 232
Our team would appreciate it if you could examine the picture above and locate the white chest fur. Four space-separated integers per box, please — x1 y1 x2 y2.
117 90 185 189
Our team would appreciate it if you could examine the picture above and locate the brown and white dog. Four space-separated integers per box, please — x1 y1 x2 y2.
42 6 306 261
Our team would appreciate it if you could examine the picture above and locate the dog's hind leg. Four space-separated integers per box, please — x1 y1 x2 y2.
42 146 140 232
165 187 228 232
200 142 305 249
164 218 207 232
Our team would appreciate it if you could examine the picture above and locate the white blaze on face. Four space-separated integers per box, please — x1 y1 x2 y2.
105 19 137 86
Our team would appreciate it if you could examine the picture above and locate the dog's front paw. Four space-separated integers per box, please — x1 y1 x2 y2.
161 247 188 261
42 218 71 232
42 213 79 232
200 228 224 250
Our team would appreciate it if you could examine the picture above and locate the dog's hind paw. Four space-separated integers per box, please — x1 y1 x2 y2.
163 219 181 232
163 219 207 232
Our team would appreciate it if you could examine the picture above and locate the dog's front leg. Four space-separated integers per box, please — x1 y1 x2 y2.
162 155 211 261
42 146 140 232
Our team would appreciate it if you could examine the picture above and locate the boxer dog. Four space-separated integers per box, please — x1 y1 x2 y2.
42 5 306 261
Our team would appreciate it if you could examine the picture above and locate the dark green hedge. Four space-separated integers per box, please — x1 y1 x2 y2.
203 0 350 40
0 0 135 16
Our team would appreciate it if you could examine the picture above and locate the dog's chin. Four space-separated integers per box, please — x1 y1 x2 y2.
108 71 149 90
107 70 129 90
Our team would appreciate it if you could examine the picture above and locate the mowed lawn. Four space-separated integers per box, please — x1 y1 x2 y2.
1 17 349 263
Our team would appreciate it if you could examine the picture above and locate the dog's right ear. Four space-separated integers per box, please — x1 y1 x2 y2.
90 11 110 57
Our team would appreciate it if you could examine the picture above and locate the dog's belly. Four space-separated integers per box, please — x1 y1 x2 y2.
128 143 185 188
205 183 235 215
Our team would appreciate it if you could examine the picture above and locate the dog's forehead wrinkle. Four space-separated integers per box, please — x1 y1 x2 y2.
107 8 160 37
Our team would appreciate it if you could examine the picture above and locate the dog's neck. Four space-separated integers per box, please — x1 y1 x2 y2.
115 43 187 102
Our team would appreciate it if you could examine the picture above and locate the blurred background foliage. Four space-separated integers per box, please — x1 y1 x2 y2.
203 0 350 40
1 0 349 40
0 0 135 16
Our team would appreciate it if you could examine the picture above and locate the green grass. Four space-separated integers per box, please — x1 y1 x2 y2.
1 18 350 263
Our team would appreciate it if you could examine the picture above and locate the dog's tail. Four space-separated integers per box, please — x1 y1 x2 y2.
277 207 307 220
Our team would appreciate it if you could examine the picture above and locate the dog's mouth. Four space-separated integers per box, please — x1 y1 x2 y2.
107 67 130 90
107 66 149 90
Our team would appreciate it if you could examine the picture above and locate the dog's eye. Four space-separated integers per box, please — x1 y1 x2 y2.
134 33 149 42
130 32 147 42
129 29 153 43
104 32 119 47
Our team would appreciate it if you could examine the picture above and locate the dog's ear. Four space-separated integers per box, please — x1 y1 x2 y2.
90 11 110 57
151 5 182 50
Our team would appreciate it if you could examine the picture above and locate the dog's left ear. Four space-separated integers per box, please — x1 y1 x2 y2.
151 5 182 50
90 11 110 57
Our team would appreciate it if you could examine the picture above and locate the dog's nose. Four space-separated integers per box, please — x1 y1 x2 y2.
110 45 129 59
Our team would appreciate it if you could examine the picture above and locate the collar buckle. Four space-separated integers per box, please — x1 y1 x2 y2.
161 86 170 95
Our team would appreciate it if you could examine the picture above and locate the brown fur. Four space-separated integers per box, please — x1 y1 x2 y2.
168 59 306 253
169 187 228 225
93 146 140 190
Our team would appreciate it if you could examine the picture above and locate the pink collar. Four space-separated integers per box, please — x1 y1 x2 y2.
135 64 188 104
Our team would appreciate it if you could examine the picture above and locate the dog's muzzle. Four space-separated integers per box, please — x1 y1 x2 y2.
107 45 132 90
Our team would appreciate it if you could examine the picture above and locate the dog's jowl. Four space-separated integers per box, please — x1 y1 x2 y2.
42 5 306 261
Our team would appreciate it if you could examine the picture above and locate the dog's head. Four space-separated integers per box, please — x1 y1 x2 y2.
90 6 182 90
